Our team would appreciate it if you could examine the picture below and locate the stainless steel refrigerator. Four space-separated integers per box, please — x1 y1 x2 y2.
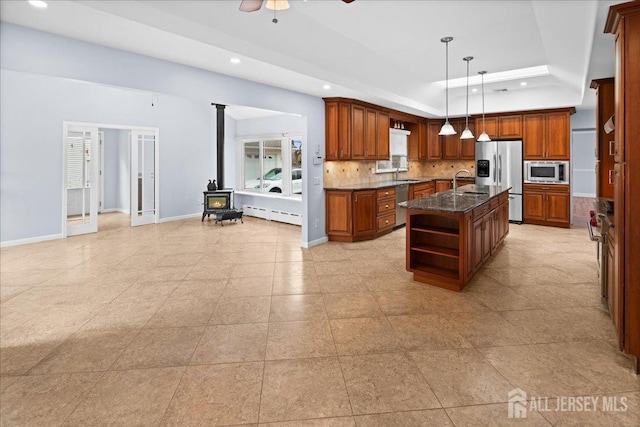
475 140 523 223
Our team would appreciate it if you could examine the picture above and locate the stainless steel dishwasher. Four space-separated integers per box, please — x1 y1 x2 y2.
395 183 409 227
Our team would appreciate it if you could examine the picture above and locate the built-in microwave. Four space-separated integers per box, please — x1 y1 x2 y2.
524 161 569 184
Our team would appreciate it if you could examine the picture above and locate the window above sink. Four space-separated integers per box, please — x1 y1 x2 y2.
376 129 409 174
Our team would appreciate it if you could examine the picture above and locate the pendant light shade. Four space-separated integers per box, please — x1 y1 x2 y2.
440 121 456 135
265 0 290 10
460 56 475 140
439 37 457 136
477 70 491 142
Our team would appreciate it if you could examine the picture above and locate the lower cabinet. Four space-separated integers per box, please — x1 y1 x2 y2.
353 190 376 238
406 191 509 291
410 182 435 199
435 180 453 193
326 188 396 242
523 183 570 227
469 193 510 277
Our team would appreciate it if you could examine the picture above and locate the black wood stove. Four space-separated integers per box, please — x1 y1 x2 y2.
202 190 243 225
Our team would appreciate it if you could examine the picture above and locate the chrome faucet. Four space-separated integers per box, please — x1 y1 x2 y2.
453 169 472 193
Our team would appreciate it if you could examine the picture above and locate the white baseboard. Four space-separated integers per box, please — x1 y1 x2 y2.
1 233 64 248
573 193 596 198
101 208 130 214
159 212 202 223
302 236 328 248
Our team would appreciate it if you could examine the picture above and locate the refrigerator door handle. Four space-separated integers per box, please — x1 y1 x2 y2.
498 154 502 185
493 154 497 184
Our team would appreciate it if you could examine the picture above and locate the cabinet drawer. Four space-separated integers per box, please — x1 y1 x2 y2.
377 187 396 200
377 200 395 215
377 212 396 231
524 183 570 193
473 203 490 219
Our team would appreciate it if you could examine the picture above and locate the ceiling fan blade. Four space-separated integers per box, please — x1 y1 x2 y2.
239 0 263 12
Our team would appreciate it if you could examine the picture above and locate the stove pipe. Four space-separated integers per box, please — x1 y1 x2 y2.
213 103 226 190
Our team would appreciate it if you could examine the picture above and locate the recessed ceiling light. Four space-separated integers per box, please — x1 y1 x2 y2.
471 88 478 92
434 65 549 89
230 57 241 64
28 0 48 8
520 82 527 86
323 84 331 90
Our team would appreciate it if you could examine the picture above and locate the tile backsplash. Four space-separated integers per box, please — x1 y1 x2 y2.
323 160 476 188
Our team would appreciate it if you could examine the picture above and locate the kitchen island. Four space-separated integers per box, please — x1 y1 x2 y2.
403 185 510 291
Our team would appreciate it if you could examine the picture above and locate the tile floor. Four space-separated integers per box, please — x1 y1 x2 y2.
1 213 639 426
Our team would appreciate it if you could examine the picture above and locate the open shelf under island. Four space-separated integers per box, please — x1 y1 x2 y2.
402 185 511 292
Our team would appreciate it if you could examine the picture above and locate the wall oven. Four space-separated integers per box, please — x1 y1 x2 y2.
524 161 569 184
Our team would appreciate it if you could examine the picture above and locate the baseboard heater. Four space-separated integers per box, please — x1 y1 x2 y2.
242 205 302 226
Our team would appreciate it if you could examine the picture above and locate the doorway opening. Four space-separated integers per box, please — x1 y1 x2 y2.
63 122 159 238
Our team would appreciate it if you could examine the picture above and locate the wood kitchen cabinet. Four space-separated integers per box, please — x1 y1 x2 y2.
605 1 640 370
408 120 439 161
427 121 443 159
376 187 395 233
406 190 509 291
326 187 395 242
410 182 435 199
523 112 570 160
474 115 522 139
523 183 570 227
442 119 476 160
325 101 351 160
353 190 376 237
324 99 390 161
590 78 615 200
435 180 453 193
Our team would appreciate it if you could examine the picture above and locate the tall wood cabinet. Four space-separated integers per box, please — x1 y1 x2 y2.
590 78 615 200
605 0 640 371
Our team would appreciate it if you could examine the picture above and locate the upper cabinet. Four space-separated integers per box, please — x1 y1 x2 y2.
325 101 351 160
326 98 573 163
408 119 444 161
325 99 390 161
442 119 475 160
523 112 570 160
474 114 522 139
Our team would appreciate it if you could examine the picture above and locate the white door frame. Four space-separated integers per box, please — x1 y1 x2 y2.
130 129 159 227
98 131 105 213
63 124 100 237
62 121 160 238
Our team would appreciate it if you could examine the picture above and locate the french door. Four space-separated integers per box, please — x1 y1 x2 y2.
130 130 158 226
65 125 99 236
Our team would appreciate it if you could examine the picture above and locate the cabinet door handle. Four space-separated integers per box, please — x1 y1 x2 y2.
609 141 616 156
385 204 389 208
608 170 614 185
385 191 389 195
385 220 389 224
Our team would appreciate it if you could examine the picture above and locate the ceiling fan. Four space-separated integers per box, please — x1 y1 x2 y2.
240 0 354 13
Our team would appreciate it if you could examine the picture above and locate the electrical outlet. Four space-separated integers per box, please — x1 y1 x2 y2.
314 219 319 228
313 176 321 185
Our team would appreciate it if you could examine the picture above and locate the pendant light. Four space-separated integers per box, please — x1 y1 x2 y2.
439 37 456 136
460 56 475 139
477 70 491 142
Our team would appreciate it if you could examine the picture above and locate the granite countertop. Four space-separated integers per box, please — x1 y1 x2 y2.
324 176 475 191
400 184 511 214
